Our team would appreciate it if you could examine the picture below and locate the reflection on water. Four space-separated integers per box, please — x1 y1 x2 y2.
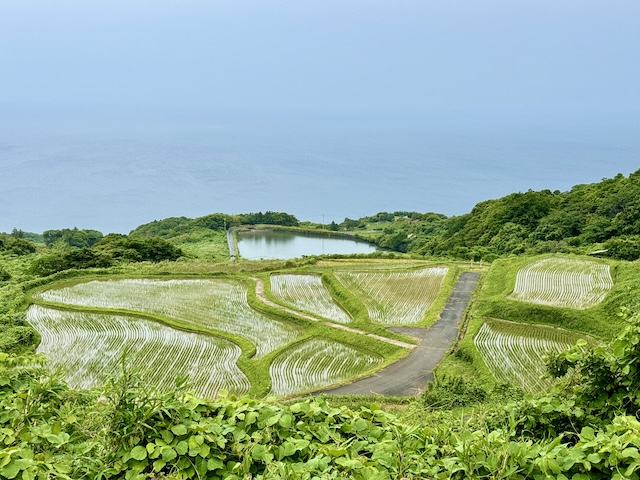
237 230 378 259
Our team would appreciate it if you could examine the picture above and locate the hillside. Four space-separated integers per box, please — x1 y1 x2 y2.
356 169 640 261
2 172 640 478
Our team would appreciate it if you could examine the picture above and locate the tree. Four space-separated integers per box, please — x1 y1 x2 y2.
2 237 36 256
603 235 640 261
30 248 113 276
93 235 183 262
43 228 103 248
0 266 10 282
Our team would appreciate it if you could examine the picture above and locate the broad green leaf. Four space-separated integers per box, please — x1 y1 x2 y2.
130 446 147 461
0 462 21 479
171 424 188 436
252 444 269 461
613 339 627 357
336 457 364 469
622 447 640 459
161 430 174 444
161 447 177 462
153 459 166 472
198 443 210 458
279 414 293 429
207 457 224 471
175 441 188 455
587 453 601 464
580 427 595 440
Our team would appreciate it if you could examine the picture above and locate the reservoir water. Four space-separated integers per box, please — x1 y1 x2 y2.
236 230 379 259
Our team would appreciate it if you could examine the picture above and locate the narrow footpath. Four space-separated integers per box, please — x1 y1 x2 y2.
322 271 481 396
227 229 236 260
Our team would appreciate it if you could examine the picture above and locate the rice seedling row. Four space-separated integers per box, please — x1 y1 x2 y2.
36 279 300 357
335 267 448 324
269 338 383 395
26 305 250 398
270 274 351 323
509 257 613 309
474 319 586 391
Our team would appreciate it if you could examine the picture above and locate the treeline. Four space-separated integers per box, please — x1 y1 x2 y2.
355 170 640 261
0 231 37 256
2 211 300 277
30 234 184 276
130 211 299 238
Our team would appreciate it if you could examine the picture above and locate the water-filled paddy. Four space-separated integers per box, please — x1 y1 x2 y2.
237 230 378 259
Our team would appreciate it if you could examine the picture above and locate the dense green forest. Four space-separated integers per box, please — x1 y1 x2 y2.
353 169 640 261
2 175 640 478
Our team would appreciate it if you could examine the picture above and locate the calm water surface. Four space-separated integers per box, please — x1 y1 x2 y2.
237 230 378 259
1 116 639 234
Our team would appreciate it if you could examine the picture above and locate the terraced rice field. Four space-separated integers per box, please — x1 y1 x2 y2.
509 257 613 309
270 274 351 323
27 305 250 397
335 267 448 324
474 319 586 391
269 338 383 395
36 279 299 357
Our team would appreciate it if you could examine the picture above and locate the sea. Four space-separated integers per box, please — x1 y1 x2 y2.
1 112 639 235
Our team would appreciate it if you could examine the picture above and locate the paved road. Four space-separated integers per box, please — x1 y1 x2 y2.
322 271 481 396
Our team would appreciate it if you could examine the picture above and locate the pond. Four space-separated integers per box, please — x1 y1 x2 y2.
236 230 379 260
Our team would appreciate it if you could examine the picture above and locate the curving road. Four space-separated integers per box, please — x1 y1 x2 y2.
322 271 480 396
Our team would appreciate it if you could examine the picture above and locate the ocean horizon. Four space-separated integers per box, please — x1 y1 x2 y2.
2 112 639 235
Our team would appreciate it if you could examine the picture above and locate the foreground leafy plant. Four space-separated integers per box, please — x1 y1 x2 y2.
4 346 640 479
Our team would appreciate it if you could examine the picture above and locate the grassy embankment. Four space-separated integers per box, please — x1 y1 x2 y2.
27 257 437 397
434 253 640 390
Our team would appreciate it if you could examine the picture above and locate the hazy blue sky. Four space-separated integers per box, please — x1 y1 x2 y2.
2 0 639 123
1 1 640 234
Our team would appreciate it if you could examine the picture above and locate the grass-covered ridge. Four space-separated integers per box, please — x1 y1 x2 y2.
3 169 640 478
27 259 450 398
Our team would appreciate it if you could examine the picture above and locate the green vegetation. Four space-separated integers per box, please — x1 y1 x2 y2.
270 274 353 324
334 266 452 325
474 318 589 391
129 211 299 238
4 314 640 478
347 169 640 262
3 172 640 478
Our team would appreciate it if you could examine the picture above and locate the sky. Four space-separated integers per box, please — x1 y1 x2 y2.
1 1 640 234
2 0 639 121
